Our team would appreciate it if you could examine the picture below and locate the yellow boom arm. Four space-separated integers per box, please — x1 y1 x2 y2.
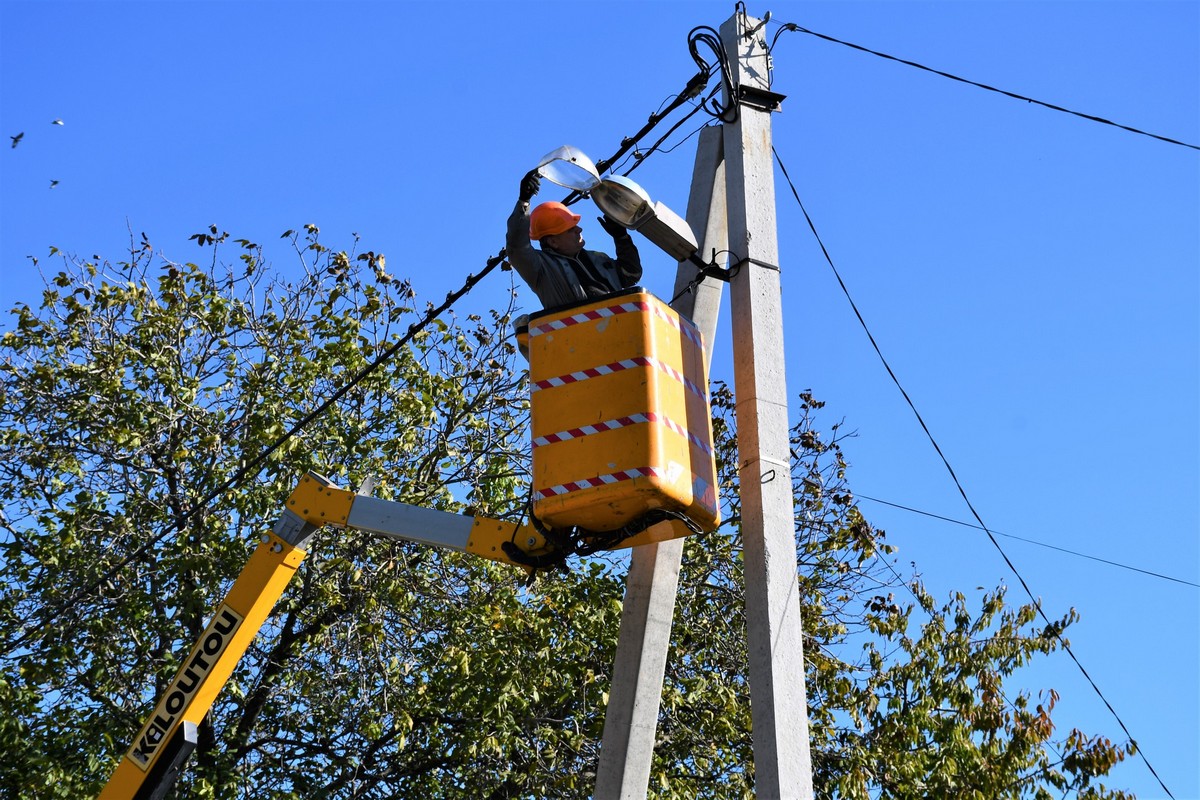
99 473 547 800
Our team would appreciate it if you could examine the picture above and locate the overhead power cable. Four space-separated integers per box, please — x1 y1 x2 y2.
561 69 714 209
772 144 1175 798
562 23 736 200
863 530 1072 798
2 254 505 658
594 70 712 176
615 85 721 178
771 23 1200 152
2 54 722 660
855 493 1200 589
687 24 738 123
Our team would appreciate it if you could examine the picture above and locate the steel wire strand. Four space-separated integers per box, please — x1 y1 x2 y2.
770 23 1199 152
772 143 1175 798
856 493 1200 589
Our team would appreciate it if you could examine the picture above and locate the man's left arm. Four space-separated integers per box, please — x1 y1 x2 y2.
598 216 643 288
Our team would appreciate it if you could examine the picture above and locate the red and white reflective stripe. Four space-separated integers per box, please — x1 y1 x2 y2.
529 302 645 336
533 413 651 446
648 302 703 349
532 355 706 400
531 357 647 391
651 357 706 400
529 299 703 349
685 429 713 456
533 411 714 457
535 466 663 500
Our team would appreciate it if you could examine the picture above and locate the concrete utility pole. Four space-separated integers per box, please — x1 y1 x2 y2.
719 11 815 798
595 10 814 800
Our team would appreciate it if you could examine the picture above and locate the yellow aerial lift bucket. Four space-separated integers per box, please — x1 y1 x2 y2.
522 289 719 544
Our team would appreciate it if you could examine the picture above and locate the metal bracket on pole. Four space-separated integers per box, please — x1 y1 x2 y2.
730 257 781 274
736 84 787 112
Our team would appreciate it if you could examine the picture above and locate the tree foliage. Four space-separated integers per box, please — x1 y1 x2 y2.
0 228 1133 798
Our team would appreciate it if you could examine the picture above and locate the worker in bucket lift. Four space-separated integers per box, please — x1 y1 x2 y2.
507 168 643 310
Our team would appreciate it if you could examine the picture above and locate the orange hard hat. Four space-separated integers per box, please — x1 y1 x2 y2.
529 202 582 240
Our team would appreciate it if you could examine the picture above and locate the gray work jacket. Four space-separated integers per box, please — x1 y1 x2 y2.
506 200 643 310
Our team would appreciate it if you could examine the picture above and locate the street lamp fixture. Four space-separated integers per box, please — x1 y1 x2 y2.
534 146 702 264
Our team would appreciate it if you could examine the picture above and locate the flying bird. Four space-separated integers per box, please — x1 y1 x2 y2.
51 119 64 126
50 180 59 189
10 132 23 148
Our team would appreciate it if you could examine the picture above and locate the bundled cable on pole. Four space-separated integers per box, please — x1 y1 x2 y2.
687 24 739 124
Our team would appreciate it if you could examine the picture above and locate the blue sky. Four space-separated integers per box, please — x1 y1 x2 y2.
2 1 1197 797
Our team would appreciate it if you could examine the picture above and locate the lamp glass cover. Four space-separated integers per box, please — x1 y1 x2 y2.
535 145 600 191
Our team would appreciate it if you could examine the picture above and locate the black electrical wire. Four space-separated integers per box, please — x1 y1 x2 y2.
772 143 1176 799
647 117 715 158
560 68 714 208
572 30 738 204
608 84 721 176
856 493 1200 589
688 24 739 123
2 253 507 658
560 21 741 207
593 70 713 177
620 86 721 178
864 532 1070 796
2 45 731 658
770 23 1200 152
